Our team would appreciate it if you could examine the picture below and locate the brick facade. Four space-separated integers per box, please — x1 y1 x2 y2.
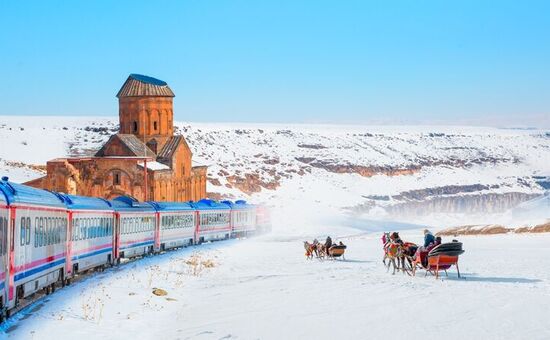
25 74 207 202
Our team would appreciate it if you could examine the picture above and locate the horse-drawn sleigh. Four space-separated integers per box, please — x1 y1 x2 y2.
382 232 464 278
304 240 347 260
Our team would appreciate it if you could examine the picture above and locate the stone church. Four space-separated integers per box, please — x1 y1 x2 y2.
26 74 207 202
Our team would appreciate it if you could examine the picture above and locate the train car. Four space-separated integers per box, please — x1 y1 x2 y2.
110 196 156 260
0 177 67 314
222 200 257 237
149 201 196 251
0 185 9 320
56 193 115 277
192 199 231 243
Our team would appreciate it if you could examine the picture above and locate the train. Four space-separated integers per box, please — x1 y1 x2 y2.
0 176 271 320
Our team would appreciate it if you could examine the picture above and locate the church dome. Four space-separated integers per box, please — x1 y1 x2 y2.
116 74 175 98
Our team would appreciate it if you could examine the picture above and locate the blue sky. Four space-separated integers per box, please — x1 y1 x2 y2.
1 1 549 126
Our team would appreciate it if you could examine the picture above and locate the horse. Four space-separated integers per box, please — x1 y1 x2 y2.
399 242 418 274
384 241 402 275
382 232 415 275
303 241 315 259
316 243 327 259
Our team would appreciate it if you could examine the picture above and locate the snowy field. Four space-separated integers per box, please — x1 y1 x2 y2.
3 224 550 340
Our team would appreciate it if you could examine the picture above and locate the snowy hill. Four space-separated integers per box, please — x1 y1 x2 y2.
1 116 549 229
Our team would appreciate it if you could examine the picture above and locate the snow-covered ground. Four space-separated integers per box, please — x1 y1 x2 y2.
3 226 550 340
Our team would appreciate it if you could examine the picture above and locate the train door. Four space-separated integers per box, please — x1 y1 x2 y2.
65 211 73 279
113 213 120 263
8 207 16 306
154 212 161 252
194 211 200 244
0 207 8 313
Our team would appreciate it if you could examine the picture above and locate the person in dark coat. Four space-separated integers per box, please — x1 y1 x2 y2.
423 229 435 247
325 236 332 250
426 236 442 253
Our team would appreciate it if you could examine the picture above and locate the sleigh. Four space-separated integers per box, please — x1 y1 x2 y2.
412 242 464 279
328 245 347 259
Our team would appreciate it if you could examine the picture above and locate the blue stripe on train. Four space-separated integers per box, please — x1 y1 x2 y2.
72 247 113 261
14 258 66 282
120 240 154 251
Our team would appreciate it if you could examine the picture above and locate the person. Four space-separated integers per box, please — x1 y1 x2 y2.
325 236 332 250
426 236 442 253
423 229 435 247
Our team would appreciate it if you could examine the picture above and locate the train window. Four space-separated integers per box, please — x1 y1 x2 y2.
57 219 61 243
53 217 61 244
49 217 53 245
82 218 87 240
53 219 58 244
45 218 50 246
0 218 3 254
51 218 55 244
43 218 48 245
49 218 53 245
73 218 78 241
34 217 39 247
38 218 43 247
20 217 26 246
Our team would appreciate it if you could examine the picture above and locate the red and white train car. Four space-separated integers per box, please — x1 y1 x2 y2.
110 197 156 260
222 200 257 237
0 178 67 317
192 199 231 243
56 194 115 278
149 201 196 251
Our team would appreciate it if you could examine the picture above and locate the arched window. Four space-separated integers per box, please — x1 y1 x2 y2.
133 121 138 132
153 121 158 131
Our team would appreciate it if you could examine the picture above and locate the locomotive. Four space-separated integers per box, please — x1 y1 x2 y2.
0 176 268 320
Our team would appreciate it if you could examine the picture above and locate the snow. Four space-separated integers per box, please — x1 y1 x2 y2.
3 228 550 340
137 161 170 171
1 116 550 339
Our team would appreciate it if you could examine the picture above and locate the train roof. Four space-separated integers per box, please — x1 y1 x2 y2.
192 199 231 210
148 201 195 212
221 200 255 210
109 196 156 212
55 193 113 211
0 177 65 208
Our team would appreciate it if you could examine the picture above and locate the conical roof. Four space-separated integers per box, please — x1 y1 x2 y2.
116 74 175 98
